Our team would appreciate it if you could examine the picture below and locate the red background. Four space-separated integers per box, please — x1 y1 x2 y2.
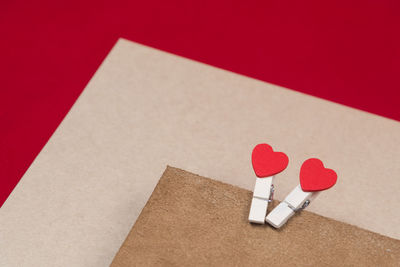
1 0 399 207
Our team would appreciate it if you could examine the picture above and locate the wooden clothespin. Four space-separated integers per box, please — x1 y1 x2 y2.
248 144 289 224
266 158 337 228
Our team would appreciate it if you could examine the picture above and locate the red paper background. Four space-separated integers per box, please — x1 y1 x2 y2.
1 0 399 207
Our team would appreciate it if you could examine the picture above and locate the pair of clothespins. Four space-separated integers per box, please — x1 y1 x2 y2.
248 143 337 228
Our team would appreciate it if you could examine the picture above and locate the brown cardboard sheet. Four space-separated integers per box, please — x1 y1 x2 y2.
1 39 400 266
112 167 400 267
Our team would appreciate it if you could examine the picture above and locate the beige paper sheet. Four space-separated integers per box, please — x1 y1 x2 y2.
1 39 399 267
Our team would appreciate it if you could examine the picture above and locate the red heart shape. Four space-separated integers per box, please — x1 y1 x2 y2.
300 158 337 192
251 143 289 177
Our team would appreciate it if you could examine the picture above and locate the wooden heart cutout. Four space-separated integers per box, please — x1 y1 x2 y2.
300 158 337 192
251 143 289 177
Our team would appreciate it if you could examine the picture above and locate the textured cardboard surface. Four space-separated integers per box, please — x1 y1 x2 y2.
112 167 400 267
1 39 400 266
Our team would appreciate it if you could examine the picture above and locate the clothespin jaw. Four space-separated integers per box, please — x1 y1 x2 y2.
266 158 337 228
265 185 317 228
248 143 289 224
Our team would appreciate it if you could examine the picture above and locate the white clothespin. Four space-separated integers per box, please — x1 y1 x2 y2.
248 144 289 224
248 175 275 224
266 158 337 228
